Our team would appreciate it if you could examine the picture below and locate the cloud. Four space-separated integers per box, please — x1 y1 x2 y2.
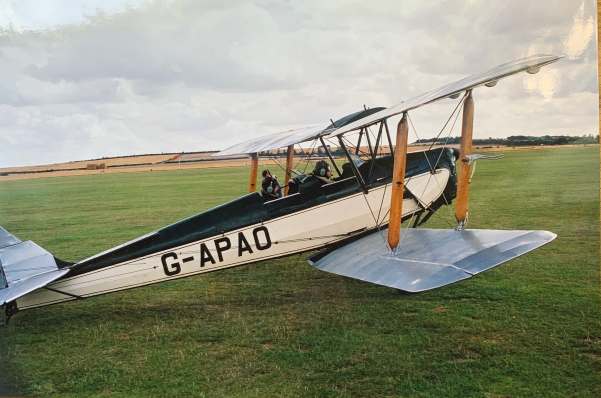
523 62 560 101
564 2 595 59
0 0 597 167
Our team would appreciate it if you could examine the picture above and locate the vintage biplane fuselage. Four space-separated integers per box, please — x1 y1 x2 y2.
11 147 457 311
1 54 561 323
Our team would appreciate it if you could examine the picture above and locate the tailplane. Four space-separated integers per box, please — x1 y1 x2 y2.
0 226 70 323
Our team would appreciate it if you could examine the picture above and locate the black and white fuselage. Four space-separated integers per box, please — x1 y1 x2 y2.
16 149 457 310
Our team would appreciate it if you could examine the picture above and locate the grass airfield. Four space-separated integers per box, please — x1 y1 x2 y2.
0 146 599 397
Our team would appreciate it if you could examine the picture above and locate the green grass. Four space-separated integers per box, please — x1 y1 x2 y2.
0 146 599 397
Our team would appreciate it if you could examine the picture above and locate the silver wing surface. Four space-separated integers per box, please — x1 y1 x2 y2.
309 228 556 292
215 124 324 157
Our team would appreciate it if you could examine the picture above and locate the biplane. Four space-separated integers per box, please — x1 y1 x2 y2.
0 54 560 324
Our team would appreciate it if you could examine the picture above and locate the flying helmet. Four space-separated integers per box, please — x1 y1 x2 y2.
313 160 331 177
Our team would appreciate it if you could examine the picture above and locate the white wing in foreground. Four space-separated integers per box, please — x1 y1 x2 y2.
309 228 556 292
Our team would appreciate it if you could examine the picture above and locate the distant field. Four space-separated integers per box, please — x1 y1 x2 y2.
0 153 178 173
2 144 587 182
0 158 268 182
0 146 599 397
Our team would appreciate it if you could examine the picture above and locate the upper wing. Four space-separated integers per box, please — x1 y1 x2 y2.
323 54 562 138
215 54 561 155
214 106 387 156
214 125 325 157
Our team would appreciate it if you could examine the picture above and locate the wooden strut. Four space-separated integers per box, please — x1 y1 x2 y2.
284 145 294 195
248 153 259 192
455 90 475 228
387 112 409 250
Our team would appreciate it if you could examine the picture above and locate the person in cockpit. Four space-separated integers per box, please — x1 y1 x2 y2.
335 162 354 181
261 169 282 201
287 160 336 195
312 160 333 182
296 160 333 194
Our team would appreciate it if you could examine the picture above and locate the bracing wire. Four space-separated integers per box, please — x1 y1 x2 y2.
427 92 468 151
265 137 332 183
376 93 468 245
398 104 463 244
339 134 381 230
406 94 466 232
301 140 319 174
262 93 468 251
406 94 465 205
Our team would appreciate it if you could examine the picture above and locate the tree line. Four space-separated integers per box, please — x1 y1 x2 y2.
413 134 599 146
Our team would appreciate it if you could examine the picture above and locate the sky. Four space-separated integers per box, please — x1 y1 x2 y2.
0 0 597 167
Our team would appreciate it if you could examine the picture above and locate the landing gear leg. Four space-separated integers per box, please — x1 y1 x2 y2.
455 212 469 231
1 302 17 326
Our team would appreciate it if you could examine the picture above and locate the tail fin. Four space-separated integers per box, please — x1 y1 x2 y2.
0 227 70 318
